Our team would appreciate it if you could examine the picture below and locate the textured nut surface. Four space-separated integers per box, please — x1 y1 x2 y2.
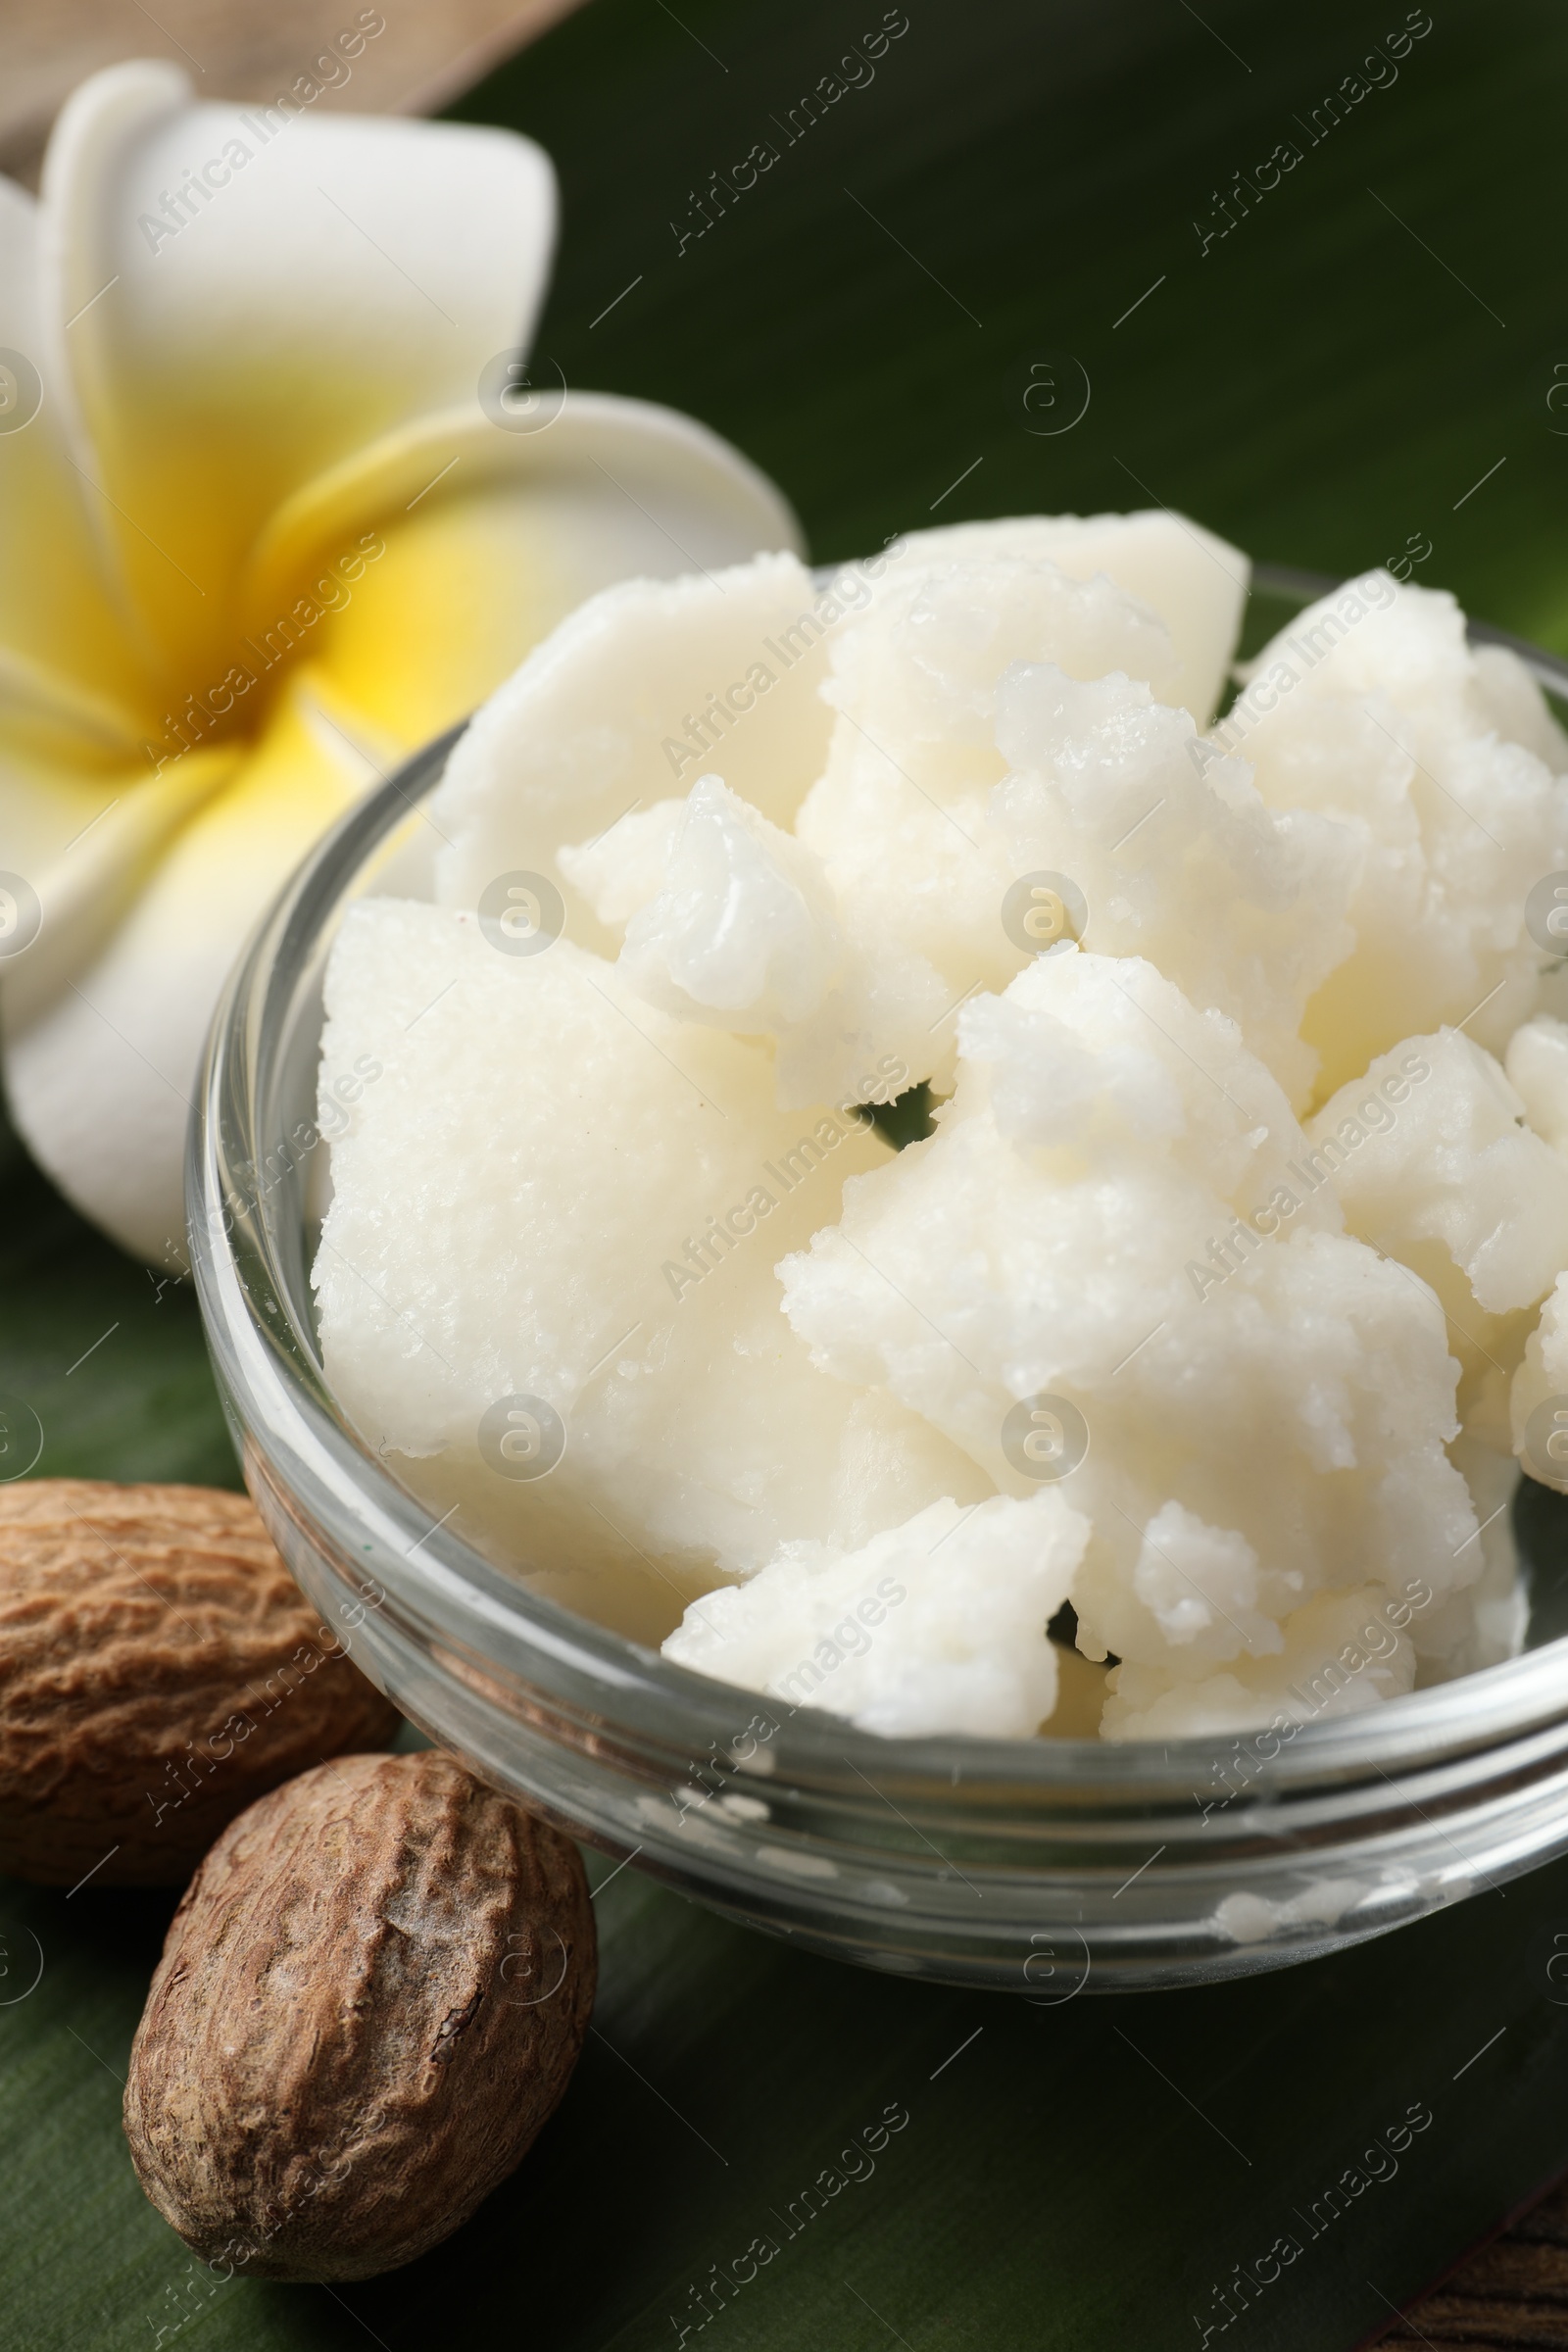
0 1479 399 1884
123 1749 597 2280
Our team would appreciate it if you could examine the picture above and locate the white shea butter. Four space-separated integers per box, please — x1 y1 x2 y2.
1229 577 1568 1094
585 772 948 1110
904 508 1250 725
315 519 1563 1741
988 664 1357 1108
664 1491 1088 1738
429 552 839 958
1506 1015 1568 1155
314 897 988 1645
777 952 1478 1726
1307 1028 1568 1318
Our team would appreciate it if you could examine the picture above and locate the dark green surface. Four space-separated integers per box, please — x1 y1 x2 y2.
8 1783 1568 2352
9 0 1568 2344
0 1108 236 1492
455 0 1568 650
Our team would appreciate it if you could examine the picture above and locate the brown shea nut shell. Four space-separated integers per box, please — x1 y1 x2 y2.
0 1479 399 1885
122 1749 596 2281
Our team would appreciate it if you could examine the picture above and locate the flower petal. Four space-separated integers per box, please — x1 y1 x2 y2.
250 392 806 750
37 61 557 672
0 161 244 1050
2 671 367 1262
1 740 240 1036
0 171 154 746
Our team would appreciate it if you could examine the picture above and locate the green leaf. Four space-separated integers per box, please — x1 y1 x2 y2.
455 0 1564 648
0 1098 237 1491
8 1839 1568 2350
8 1 1568 2344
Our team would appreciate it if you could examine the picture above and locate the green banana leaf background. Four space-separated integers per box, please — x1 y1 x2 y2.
8 0 1568 2342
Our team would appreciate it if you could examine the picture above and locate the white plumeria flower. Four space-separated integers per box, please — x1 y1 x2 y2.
0 62 800 1262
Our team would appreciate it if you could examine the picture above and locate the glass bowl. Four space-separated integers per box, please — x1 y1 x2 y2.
188 568 1568 1994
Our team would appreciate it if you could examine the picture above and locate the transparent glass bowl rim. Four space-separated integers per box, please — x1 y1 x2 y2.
189 563 1568 1812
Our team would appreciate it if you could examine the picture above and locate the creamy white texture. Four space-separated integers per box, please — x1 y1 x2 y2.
663 1492 1087 1739
315 514 1568 1739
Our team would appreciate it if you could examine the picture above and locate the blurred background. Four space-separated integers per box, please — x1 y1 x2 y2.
0 0 580 183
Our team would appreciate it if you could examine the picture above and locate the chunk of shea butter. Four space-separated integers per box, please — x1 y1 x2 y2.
579 774 946 1110
616 775 846 1024
1102 1584 1417 1741
1307 1030 1568 1452
989 664 1357 1109
1232 576 1568 1091
1505 1015 1568 1157
1298 1039 1533 1439
901 508 1250 726
778 951 1480 1732
312 899 990 1624
662 1492 1088 1738
558 800 686 930
548 533 1242 1107
818 552 1184 764
793 552 1187 1077
429 552 840 956
1512 1271 1568 1491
